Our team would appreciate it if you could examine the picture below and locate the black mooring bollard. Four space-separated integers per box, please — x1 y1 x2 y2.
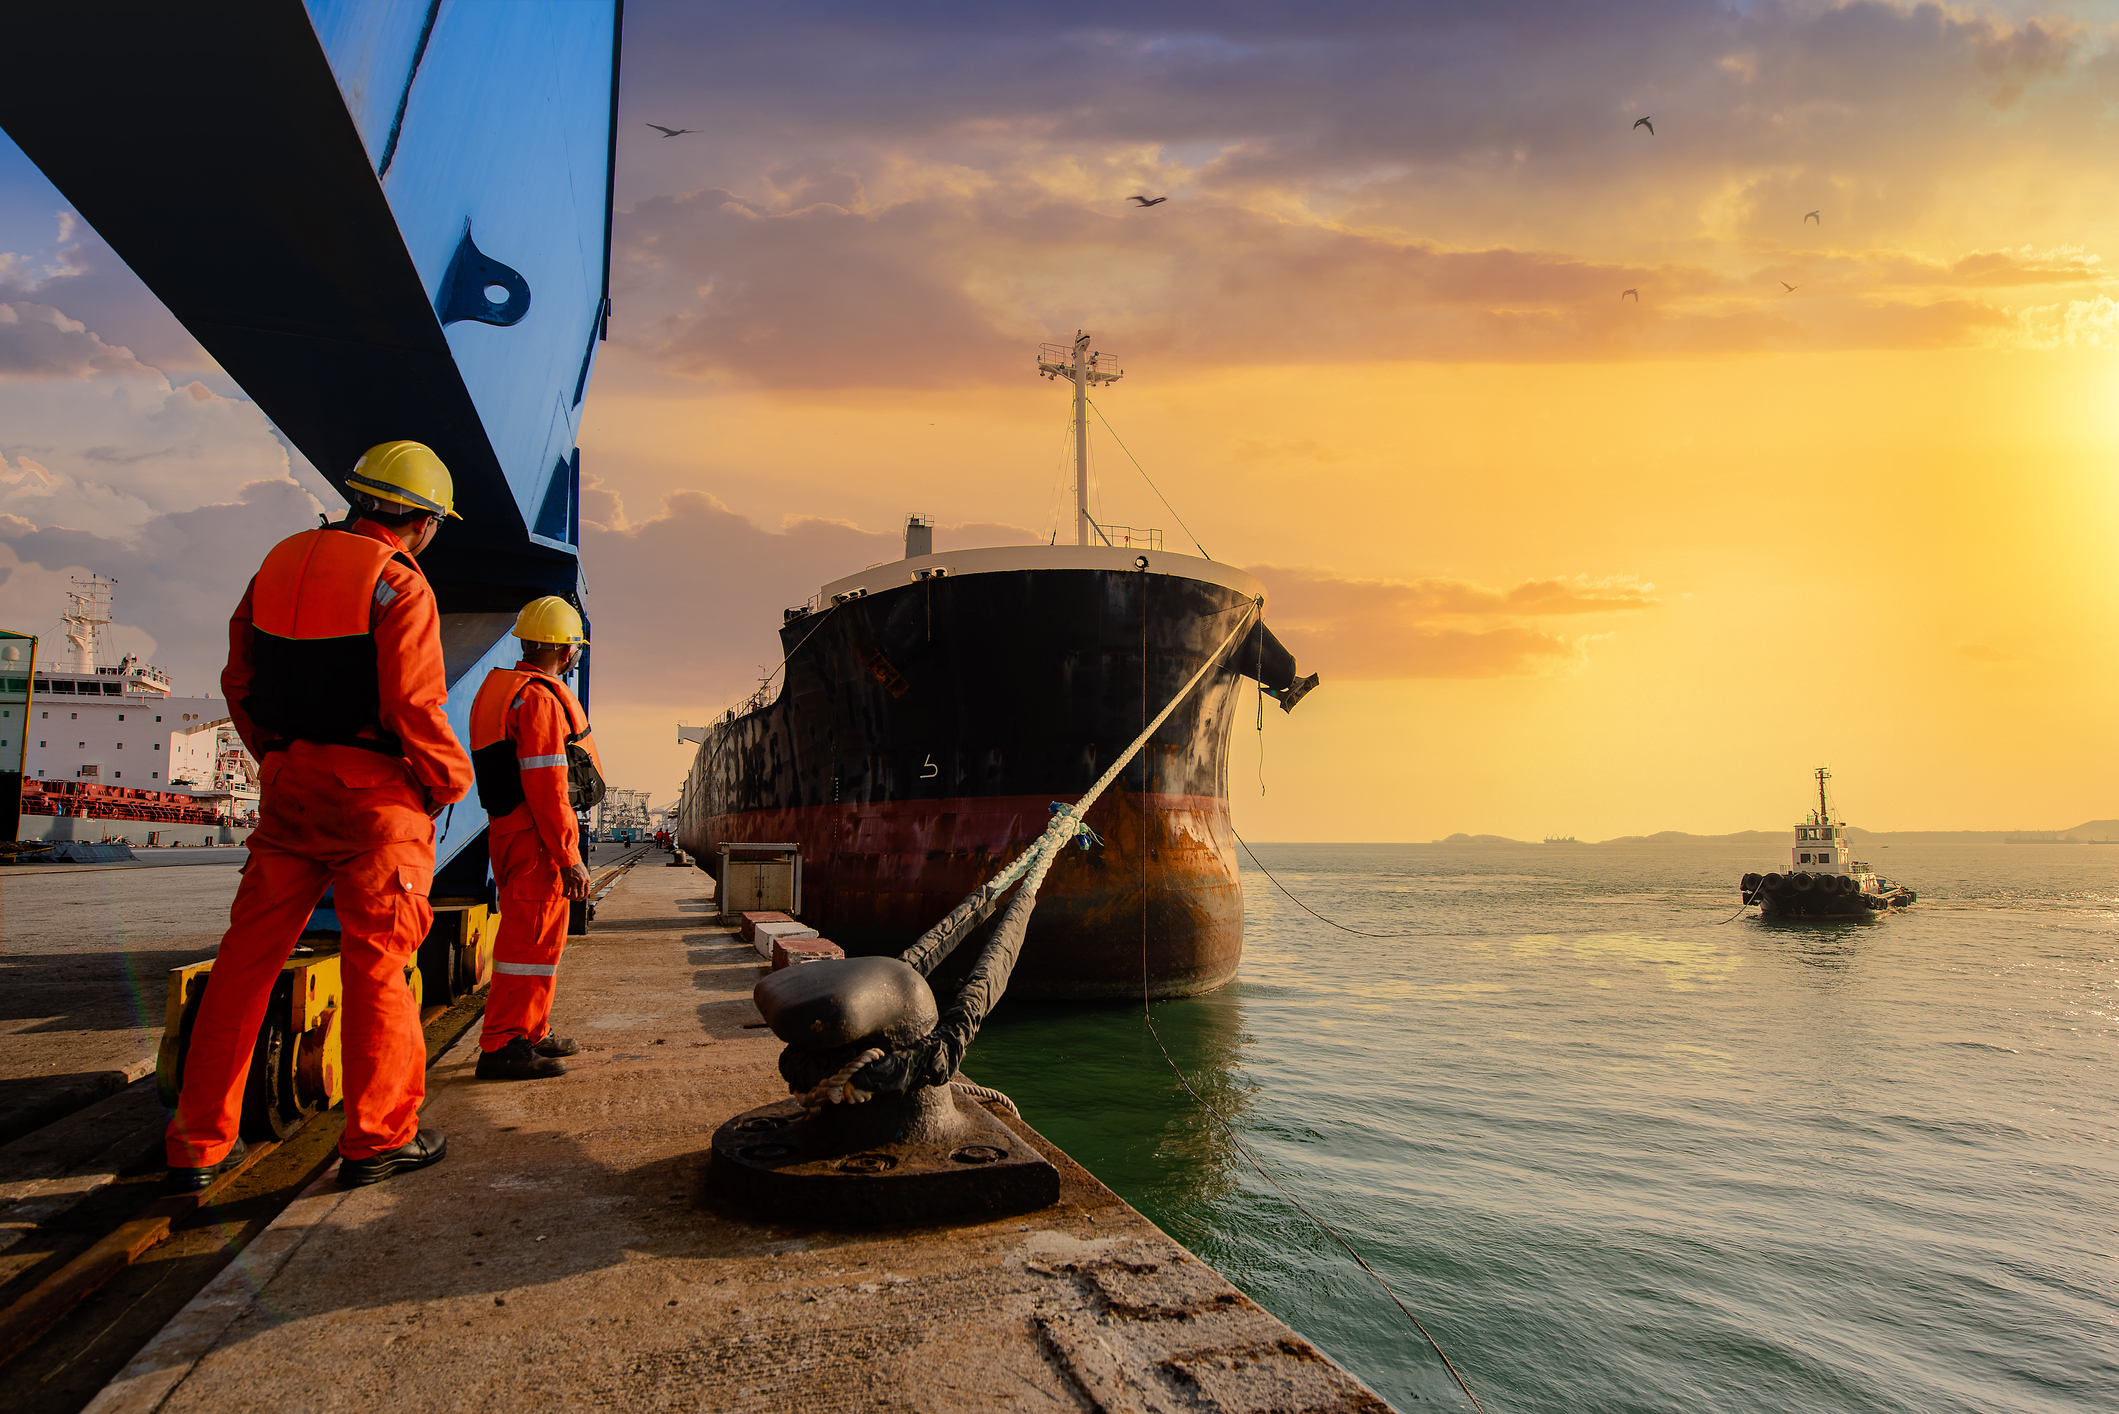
705 957 1058 1227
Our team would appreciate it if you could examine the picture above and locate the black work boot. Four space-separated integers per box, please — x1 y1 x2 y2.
164 1138 248 1194
532 1033 580 1058
339 1129 447 1187
476 1037 567 1080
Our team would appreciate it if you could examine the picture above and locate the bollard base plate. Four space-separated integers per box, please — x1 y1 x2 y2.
706 1094 1059 1228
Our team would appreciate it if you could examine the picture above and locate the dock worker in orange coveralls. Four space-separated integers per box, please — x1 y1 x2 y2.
469 596 602 1080
165 441 472 1191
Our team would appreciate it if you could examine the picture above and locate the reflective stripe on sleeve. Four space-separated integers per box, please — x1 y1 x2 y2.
517 753 567 769
493 960 559 977
373 578 398 608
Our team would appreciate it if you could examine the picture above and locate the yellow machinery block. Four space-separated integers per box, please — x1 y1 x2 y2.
469 902 497 989
156 947 422 1139
420 900 498 1003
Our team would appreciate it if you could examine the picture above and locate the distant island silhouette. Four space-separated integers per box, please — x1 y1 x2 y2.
1432 820 2119 845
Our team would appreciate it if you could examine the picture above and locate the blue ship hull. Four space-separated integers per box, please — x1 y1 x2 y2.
0 0 622 896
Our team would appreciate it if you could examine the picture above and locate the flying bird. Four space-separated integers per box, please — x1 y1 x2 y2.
1621 289 1639 301
1633 116 1654 135
1129 195 1168 207
1780 281 1800 292
1804 210 1821 224
645 123 698 138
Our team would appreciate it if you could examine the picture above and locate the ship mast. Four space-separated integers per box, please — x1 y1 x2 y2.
62 573 114 674
1814 765 1832 825
1037 332 1123 545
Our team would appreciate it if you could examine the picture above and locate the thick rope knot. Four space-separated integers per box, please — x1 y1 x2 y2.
848 1034 959 1098
1049 801 1103 850
799 1047 884 1110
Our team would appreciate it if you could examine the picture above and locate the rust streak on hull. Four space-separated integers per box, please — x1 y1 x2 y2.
676 562 1305 1001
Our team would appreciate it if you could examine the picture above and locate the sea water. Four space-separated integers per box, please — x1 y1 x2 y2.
968 843 2118 1413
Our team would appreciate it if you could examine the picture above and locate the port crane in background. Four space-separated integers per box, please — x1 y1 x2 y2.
595 789 653 844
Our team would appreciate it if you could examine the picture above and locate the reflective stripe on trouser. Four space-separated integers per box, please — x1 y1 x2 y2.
479 897 570 1052
166 833 433 1167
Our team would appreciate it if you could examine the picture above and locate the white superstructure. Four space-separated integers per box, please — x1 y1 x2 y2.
1787 767 1879 884
1 574 252 800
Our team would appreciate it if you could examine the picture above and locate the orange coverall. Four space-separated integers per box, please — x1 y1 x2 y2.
166 523 471 1168
472 664 600 1052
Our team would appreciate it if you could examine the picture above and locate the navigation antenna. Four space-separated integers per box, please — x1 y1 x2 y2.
61 573 115 674
1037 332 1123 546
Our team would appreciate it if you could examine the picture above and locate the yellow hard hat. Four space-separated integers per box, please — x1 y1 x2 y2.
515 596 588 646
344 440 461 519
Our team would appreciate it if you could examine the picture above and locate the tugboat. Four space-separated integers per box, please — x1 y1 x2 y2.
1739 768 1916 918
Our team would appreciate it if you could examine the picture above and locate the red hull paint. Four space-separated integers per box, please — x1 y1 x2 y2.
705 790 1242 1000
674 564 1313 1001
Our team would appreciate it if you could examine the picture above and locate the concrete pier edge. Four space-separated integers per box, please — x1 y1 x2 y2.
79 861 1400 1413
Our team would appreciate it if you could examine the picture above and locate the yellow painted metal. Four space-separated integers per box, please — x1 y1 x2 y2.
155 947 427 1115
467 902 497 989
423 900 499 1000
286 952 343 1113
155 960 215 1108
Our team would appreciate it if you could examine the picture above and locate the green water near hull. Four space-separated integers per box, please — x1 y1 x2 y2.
967 842 2119 1414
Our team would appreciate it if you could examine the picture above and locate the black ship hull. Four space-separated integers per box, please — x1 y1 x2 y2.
1741 871 1916 918
674 551 1309 1000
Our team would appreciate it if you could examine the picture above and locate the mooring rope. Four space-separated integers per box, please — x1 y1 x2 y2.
856 592 1267 1100
799 1046 884 1110
899 596 1263 979
948 1078 1020 1116
1139 576 1488 1414
1714 889 1759 924
1228 829 1438 939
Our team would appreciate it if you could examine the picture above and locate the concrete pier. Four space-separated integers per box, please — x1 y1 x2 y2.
88 859 1395 1412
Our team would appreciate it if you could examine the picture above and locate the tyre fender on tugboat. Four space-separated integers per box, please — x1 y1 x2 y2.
1789 872 1814 893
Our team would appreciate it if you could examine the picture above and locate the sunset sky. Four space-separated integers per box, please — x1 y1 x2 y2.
4 0 2117 840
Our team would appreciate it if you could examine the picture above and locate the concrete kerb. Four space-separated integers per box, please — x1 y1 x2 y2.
82 1165 354 1414
81 860 1401 1412
81 987 487 1412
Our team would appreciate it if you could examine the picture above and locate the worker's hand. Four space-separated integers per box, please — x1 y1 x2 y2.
562 861 594 900
422 787 447 818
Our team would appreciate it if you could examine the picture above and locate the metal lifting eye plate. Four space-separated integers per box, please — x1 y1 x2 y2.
438 224 532 328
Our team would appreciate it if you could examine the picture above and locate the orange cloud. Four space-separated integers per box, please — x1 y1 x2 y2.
1248 564 1655 679
578 482 1036 710
616 182 2064 385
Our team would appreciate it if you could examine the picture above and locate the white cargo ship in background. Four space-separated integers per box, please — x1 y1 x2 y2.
1739 768 1917 918
3 575 258 845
